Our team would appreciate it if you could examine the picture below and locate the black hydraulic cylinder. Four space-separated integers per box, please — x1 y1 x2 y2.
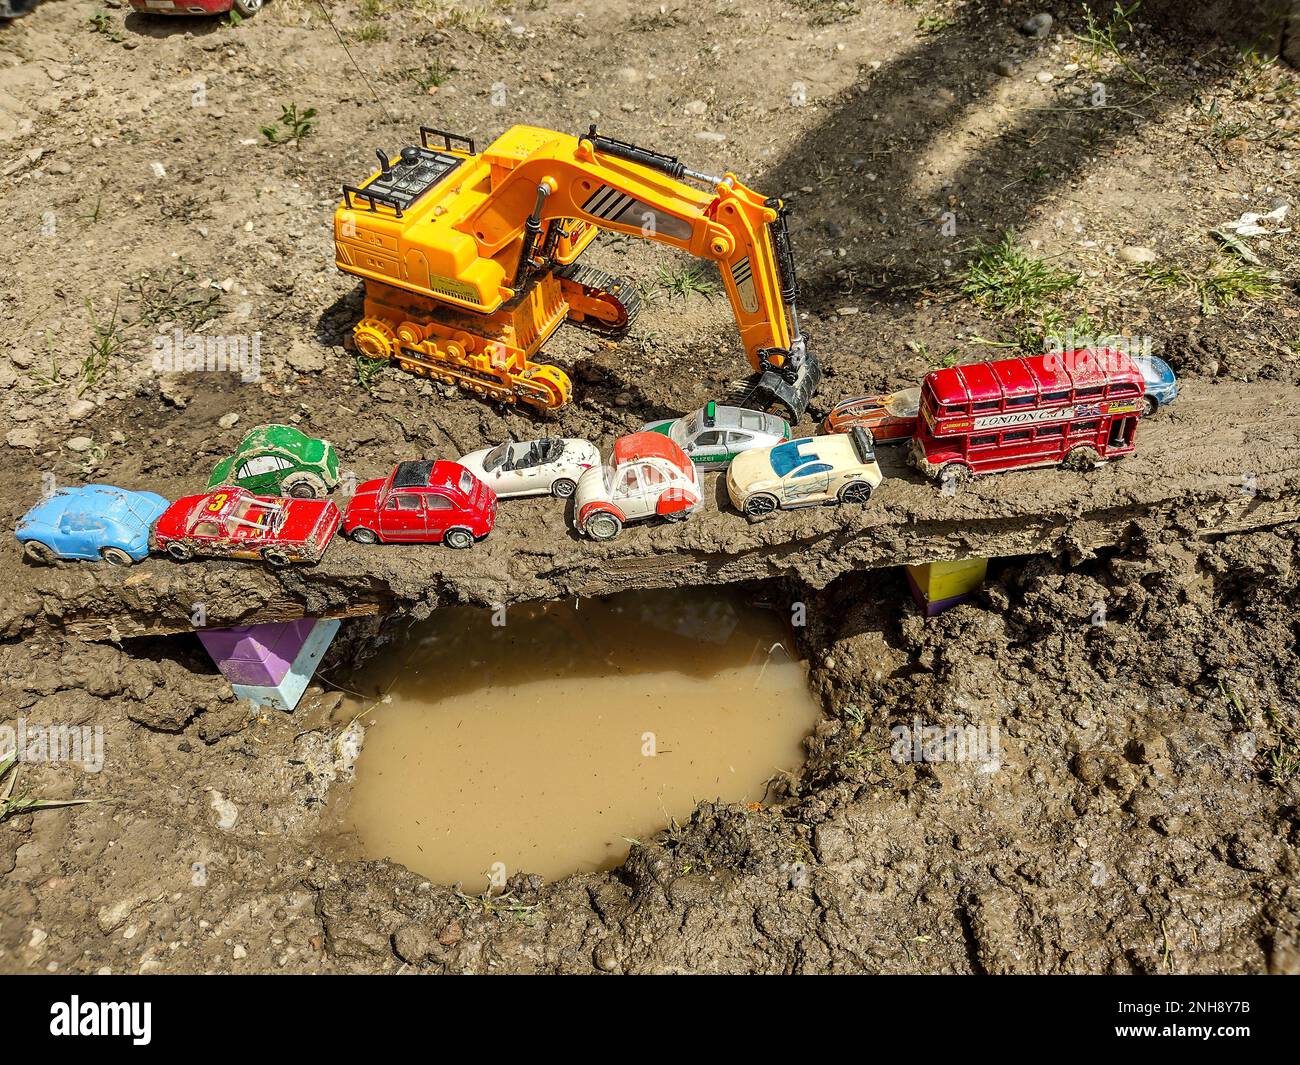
582 126 688 180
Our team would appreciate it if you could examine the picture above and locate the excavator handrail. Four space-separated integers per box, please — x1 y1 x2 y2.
420 127 475 155
341 184 407 218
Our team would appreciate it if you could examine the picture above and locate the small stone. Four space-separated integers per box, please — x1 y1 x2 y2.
1118 245 1158 264
67 399 95 421
825 220 845 239
683 99 707 116
218 412 241 429
286 341 326 373
46 160 72 176
210 791 238 831
232 944 247 960
437 919 462 946
694 131 726 144
995 60 1016 78
10 348 35 370
65 436 94 452
1020 13 1053 38
393 923 434 963
1035 71 1054 84
836 307 860 316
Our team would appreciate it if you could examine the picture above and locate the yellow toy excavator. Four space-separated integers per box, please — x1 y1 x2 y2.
333 125 821 418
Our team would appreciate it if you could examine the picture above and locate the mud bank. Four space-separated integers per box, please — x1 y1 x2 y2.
2 0 1300 975
3 521 1298 974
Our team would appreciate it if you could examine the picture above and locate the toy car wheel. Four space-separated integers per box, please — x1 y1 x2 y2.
165 542 194 562
444 527 474 550
282 473 326 499
100 547 135 567
232 0 264 14
938 463 970 487
583 512 622 541
350 527 379 545
23 540 57 564
838 481 873 505
261 548 292 568
1140 395 1158 416
1062 446 1100 472
551 478 577 499
743 493 779 519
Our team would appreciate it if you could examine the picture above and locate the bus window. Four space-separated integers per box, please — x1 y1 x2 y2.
1037 424 1064 438
971 434 998 448
1076 386 1104 399
1002 429 1031 443
973 400 999 412
1006 395 1035 407
1071 420 1100 436
1043 390 1069 404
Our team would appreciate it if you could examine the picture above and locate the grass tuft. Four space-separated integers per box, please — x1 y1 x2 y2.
959 232 1079 314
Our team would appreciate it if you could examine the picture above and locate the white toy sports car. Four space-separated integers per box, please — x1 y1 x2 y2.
726 427 883 519
456 438 599 500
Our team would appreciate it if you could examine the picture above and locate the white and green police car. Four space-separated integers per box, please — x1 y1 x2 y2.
639 402 791 470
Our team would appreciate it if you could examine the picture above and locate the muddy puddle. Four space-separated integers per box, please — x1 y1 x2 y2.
328 589 820 887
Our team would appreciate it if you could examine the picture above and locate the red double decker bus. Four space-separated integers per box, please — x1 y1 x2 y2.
910 349 1146 482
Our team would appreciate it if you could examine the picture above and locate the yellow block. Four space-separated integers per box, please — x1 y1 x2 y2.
906 558 988 603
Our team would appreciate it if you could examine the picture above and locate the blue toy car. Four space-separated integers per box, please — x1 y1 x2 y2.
16 484 169 566
1131 354 1178 414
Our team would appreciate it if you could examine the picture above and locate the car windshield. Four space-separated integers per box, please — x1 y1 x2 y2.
483 442 512 472
769 439 822 477
230 499 285 535
885 387 921 417
668 414 698 448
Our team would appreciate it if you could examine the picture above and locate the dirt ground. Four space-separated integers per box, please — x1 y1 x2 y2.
1 0 1299 973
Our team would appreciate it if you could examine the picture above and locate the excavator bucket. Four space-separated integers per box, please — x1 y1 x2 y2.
732 356 822 422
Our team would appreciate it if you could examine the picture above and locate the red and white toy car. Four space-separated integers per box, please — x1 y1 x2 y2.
127 0 264 18
573 432 704 541
342 460 495 548
152 486 341 567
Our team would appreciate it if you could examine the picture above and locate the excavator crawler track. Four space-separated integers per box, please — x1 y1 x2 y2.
556 263 642 339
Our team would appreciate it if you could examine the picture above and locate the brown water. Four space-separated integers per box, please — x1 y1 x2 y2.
333 589 820 888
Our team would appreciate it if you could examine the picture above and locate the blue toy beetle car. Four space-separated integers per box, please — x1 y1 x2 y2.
1130 354 1178 415
16 484 169 566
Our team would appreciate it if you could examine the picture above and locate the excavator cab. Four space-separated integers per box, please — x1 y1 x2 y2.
333 124 821 419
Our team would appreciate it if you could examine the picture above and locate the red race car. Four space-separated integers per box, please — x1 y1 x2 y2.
152 487 341 566
127 0 264 17
822 386 921 443
343 460 495 548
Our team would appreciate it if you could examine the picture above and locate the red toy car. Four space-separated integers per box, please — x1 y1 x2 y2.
822 386 921 443
343 460 495 548
127 0 263 17
152 487 341 566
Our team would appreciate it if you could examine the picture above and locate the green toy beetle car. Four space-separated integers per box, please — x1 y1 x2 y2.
207 424 340 499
